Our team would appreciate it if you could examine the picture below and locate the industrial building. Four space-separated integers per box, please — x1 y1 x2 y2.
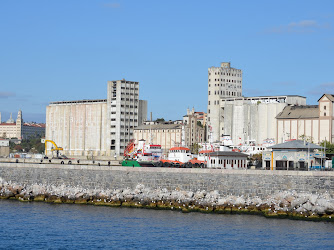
222 95 306 146
276 94 334 144
46 79 147 157
134 121 183 154
206 61 309 146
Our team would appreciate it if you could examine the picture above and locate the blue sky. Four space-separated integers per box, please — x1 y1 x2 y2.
0 0 333 123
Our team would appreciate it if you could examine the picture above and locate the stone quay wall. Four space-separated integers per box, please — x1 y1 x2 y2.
0 163 333 198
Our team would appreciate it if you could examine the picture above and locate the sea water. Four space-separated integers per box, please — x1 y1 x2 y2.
0 200 333 249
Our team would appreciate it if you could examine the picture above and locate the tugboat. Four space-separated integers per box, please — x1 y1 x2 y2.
156 147 207 168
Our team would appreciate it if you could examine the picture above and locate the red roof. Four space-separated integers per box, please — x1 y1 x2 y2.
169 147 190 151
199 150 214 154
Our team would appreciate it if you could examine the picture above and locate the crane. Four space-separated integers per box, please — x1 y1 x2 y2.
41 139 63 158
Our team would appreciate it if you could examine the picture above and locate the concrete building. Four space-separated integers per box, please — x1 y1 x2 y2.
207 62 243 141
46 99 109 157
0 111 45 140
46 79 147 157
262 140 325 170
276 94 334 144
133 122 183 155
0 139 9 157
222 95 306 146
183 108 206 148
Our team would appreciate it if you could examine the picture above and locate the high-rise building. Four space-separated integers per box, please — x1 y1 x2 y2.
107 79 141 156
207 62 243 142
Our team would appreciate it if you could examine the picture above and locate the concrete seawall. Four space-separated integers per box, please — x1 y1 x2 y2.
0 163 333 198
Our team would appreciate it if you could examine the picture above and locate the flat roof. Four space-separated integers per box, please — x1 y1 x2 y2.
135 124 182 130
224 95 306 101
50 99 107 105
209 151 248 157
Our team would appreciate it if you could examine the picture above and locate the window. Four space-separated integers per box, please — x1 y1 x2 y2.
324 112 327 116
324 106 326 110
208 91 210 95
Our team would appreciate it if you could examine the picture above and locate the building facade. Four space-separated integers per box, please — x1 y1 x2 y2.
262 140 325 170
183 108 206 147
46 99 109 157
0 111 45 140
222 95 306 146
207 62 243 142
46 79 147 157
133 122 183 155
207 151 248 169
276 94 334 144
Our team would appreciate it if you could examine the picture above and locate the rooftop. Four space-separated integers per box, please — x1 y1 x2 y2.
318 94 334 102
276 105 319 119
50 99 107 105
135 123 182 130
209 151 248 157
269 140 323 150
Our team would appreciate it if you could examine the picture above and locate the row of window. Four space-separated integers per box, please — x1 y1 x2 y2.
111 124 136 128
209 72 241 77
210 159 246 168
136 129 180 133
209 79 241 83
120 87 139 90
208 91 241 97
208 100 220 105
111 132 134 135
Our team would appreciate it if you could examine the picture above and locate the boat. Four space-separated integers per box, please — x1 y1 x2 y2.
122 139 163 167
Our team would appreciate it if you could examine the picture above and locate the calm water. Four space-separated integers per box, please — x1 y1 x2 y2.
0 200 333 249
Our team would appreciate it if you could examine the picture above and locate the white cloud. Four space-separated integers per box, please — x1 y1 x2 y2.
0 92 15 98
102 3 120 9
266 20 330 33
307 82 334 96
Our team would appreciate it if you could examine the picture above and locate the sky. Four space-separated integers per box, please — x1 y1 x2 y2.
0 0 333 123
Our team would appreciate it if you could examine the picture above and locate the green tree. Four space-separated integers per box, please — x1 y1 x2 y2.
320 140 334 154
299 134 314 143
156 118 165 122
191 143 201 154
197 121 203 128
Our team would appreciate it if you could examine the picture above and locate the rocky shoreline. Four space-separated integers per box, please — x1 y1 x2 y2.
1 178 333 222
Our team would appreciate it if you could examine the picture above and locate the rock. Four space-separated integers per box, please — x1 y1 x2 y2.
291 196 309 208
312 205 326 215
302 202 313 211
235 197 246 206
308 194 318 205
194 190 206 200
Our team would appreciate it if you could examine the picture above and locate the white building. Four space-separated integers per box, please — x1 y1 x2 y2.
107 79 144 156
46 79 147 157
207 151 248 169
207 62 243 142
222 95 306 146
